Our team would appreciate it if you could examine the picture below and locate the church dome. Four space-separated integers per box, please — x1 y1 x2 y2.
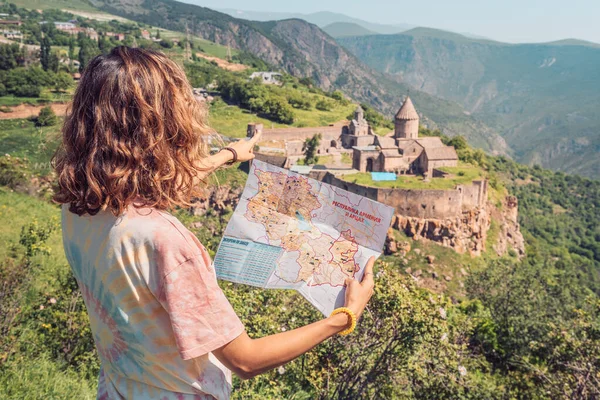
395 96 419 120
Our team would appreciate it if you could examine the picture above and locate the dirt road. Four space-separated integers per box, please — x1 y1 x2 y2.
0 103 69 120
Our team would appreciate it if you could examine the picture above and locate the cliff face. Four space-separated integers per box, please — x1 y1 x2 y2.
385 196 525 257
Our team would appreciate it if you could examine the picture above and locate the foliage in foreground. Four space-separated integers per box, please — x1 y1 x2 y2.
1 182 598 399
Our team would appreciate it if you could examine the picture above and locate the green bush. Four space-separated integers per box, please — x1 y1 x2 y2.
35 106 58 127
0 155 31 189
315 98 334 111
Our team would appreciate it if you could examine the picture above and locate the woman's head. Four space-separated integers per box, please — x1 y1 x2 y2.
54 46 210 216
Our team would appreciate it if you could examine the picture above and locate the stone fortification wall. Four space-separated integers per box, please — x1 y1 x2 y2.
254 152 287 168
259 125 344 142
322 173 473 220
458 180 488 210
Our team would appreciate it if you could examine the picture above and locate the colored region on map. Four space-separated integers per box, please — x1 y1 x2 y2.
213 160 395 315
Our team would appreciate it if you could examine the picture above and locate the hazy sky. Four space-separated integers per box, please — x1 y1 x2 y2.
190 0 600 44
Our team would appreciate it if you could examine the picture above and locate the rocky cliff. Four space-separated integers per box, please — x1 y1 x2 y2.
385 196 525 257
191 180 524 259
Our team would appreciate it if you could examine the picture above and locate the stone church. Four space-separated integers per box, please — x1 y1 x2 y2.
248 97 458 175
348 97 458 175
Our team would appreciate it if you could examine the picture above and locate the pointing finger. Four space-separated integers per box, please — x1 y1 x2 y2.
249 130 263 145
361 256 375 286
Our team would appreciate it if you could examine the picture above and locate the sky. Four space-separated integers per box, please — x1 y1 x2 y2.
190 0 600 44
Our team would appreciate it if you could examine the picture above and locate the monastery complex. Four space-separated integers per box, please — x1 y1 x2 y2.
248 97 458 176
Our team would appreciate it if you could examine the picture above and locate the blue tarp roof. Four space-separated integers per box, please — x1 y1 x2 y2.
371 172 397 181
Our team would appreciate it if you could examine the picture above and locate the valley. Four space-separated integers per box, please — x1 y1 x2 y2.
338 28 600 177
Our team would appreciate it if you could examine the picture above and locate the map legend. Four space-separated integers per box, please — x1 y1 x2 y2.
214 237 281 287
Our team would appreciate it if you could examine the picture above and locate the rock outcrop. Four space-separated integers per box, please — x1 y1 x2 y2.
385 196 525 257
493 196 526 257
189 184 243 216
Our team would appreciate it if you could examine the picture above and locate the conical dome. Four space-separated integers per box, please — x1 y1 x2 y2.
395 96 419 120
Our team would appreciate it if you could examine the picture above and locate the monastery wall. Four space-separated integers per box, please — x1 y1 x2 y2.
321 173 487 220
258 125 343 142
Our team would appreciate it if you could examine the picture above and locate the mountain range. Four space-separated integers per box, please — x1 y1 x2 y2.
75 1 600 176
90 0 508 154
213 8 414 34
338 28 600 176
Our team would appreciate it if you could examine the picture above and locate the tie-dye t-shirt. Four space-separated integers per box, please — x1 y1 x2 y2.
61 204 245 400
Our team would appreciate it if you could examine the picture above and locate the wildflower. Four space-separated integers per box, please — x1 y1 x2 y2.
277 366 285 375
48 298 57 304
458 365 467 376
438 307 447 319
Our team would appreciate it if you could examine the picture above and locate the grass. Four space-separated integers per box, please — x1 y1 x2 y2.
382 229 484 297
209 98 355 138
10 0 99 12
0 354 97 400
295 155 333 166
342 163 485 190
0 119 61 175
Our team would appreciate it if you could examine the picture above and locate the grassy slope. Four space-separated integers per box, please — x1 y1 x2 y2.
10 0 98 11
0 120 61 175
342 164 485 190
210 97 355 138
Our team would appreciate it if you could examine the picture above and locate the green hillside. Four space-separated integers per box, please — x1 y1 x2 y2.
77 0 509 155
0 1 598 398
322 22 376 38
338 30 600 177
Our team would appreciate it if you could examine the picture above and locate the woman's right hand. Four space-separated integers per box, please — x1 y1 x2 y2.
344 256 376 319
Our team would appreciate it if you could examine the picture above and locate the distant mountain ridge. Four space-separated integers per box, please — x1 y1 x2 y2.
213 8 414 34
322 22 376 38
89 0 509 154
338 29 600 177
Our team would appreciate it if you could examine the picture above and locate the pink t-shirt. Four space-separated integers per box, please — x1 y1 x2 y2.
61 204 245 399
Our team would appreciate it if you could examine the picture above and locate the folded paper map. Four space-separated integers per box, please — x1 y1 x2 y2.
213 160 395 316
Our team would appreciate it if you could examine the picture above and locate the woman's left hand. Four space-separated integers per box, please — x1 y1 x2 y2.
227 131 263 163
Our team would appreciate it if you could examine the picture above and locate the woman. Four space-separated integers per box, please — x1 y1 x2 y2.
53 46 375 400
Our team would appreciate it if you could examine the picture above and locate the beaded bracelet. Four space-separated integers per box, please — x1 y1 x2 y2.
330 307 357 336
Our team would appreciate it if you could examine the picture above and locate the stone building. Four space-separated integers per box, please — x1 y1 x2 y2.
350 97 458 175
247 96 458 174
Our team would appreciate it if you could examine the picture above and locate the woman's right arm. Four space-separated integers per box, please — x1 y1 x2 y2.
213 257 376 379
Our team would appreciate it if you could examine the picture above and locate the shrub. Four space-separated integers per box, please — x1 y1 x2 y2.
0 154 31 189
14 84 41 97
35 106 58 127
315 98 334 111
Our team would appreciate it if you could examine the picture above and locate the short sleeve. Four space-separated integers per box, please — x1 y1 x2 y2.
159 249 245 360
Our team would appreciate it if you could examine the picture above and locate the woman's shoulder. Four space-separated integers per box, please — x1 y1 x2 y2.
125 206 207 268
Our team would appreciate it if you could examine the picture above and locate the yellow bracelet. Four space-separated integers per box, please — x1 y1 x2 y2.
330 307 357 336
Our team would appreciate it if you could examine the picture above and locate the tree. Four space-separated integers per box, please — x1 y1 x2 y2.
68 38 76 71
155 29 160 39
40 36 51 71
302 133 321 165
54 72 73 93
78 40 99 73
35 106 57 127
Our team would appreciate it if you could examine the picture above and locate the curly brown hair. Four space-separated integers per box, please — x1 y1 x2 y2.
53 46 210 216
